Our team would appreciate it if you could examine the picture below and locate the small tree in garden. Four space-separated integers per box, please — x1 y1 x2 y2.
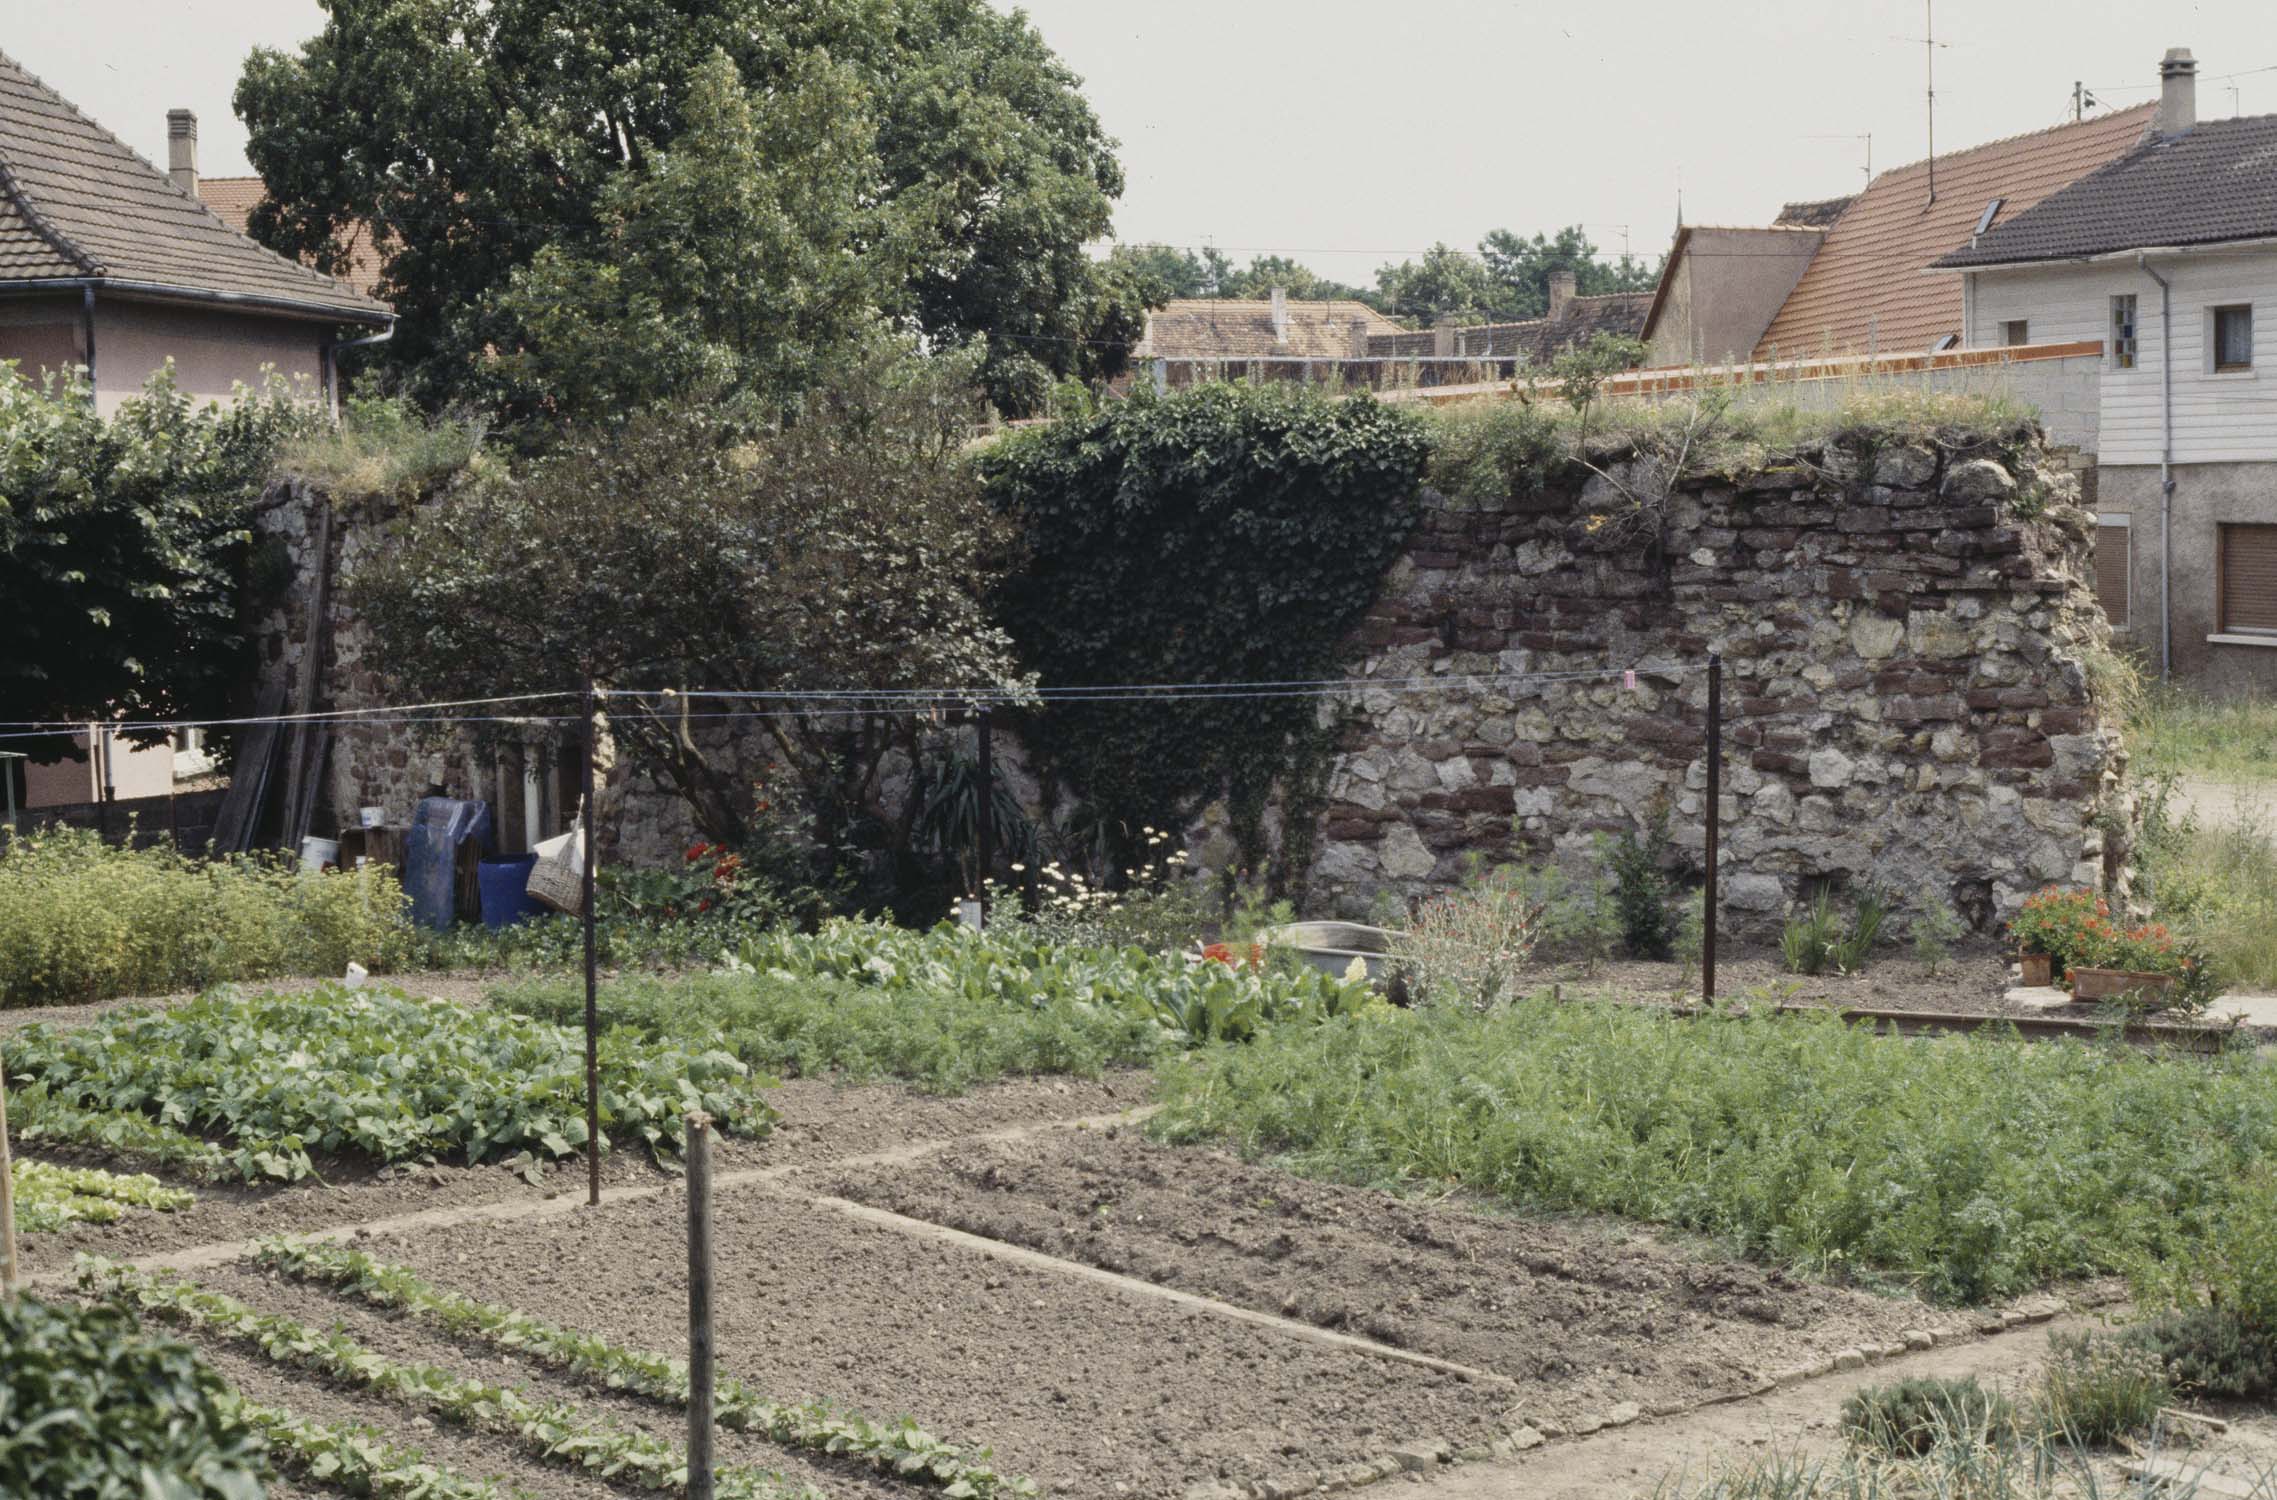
353 348 1025 862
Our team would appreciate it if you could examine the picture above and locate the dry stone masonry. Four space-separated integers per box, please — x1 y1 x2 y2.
1303 429 2126 933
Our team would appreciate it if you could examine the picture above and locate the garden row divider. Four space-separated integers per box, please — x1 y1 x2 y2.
17 1104 1160 1291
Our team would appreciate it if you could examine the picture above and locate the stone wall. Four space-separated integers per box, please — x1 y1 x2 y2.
1297 430 2126 933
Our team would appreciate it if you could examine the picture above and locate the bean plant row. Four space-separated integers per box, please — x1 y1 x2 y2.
84 1259 830 1500
11 1159 194 1232
8 985 774 1180
253 1236 1035 1497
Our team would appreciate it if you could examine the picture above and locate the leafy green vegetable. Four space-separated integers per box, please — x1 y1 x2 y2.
0 1292 269 1500
8 984 773 1180
12 1159 194 1232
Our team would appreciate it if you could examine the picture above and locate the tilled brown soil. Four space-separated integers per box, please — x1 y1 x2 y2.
367 1179 1517 1499
13 1073 1135 1279
183 1261 912 1499
825 1127 1945 1426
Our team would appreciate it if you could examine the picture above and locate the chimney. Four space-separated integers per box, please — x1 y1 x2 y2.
1270 286 1290 346
167 109 198 197
2157 47 2197 135
1349 317 1373 360
1548 269 1578 321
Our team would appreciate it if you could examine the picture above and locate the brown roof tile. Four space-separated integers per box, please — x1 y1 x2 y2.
1372 293 1653 364
1138 298 1404 360
1754 105 2153 359
0 50 388 323
200 176 389 301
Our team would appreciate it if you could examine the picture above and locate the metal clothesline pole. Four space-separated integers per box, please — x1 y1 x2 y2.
1703 652 1723 1006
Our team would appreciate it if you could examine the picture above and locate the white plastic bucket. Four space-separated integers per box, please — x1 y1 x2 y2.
300 835 341 871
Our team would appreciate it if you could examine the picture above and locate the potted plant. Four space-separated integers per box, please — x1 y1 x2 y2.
2007 888 2102 987
2066 917 2215 1013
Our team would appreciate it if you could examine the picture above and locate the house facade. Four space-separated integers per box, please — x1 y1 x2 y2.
0 51 390 413
1937 50 2277 691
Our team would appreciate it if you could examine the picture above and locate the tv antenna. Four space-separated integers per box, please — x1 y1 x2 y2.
1806 133 1874 184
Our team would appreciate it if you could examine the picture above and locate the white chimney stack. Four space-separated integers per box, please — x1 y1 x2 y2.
167 109 198 197
1270 286 1290 346
2157 48 2197 135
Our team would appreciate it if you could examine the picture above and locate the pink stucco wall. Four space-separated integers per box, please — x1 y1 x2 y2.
92 300 327 414
19 730 176 808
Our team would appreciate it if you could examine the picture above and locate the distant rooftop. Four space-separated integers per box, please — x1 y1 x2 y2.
0 49 388 322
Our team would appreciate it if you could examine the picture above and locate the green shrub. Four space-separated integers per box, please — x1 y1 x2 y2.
2031 1331 2168 1444
1397 863 1550 1010
1841 1377 2013 1457
2125 1307 2277 1402
1152 1001 2277 1303
0 829 410 1006
0 1293 269 1500
1600 811 1676 960
7 985 772 1180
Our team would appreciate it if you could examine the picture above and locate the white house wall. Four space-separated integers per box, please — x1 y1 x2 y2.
1966 250 2277 464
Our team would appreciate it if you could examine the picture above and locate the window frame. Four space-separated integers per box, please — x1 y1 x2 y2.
2211 304 2255 374
2109 294 2137 370
2217 522 2277 638
2001 318 2030 347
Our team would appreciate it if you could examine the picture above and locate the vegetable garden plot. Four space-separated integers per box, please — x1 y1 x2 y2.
825 1128 1949 1427
4 985 770 1182
350 1175 1519 1499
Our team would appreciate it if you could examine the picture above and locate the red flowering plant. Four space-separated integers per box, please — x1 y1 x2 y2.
599 767 844 933
2006 888 2104 977
2068 914 2219 1011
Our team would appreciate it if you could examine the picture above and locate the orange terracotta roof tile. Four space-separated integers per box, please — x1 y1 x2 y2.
1754 104 2154 360
199 176 388 301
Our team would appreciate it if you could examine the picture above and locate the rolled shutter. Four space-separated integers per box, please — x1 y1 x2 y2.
2221 524 2277 634
2093 526 2130 628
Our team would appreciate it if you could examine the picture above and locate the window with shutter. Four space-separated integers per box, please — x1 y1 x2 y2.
2219 524 2277 635
2094 525 2130 628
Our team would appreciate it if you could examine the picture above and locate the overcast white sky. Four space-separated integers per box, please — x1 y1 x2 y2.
14 1 2275 287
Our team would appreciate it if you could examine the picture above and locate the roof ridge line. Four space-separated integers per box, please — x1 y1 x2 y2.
1861 100 2156 187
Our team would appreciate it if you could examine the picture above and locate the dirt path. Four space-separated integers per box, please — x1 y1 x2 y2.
1418 1314 2100 1499
2174 777 2273 837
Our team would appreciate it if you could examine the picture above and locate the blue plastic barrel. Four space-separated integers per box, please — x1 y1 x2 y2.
477 854 542 929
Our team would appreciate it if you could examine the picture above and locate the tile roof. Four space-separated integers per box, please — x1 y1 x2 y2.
0 50 389 323
1774 196 1855 229
200 176 389 300
1420 292 1654 363
1934 114 2277 268
1754 104 2154 359
1138 298 1404 360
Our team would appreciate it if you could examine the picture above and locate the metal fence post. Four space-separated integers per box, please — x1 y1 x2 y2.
685 1111 716 1500
0 1036 17 1299
976 706 993 928
1703 653 1723 1006
582 679 601 1207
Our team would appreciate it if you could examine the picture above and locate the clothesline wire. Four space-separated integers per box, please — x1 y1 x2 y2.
0 666 1675 742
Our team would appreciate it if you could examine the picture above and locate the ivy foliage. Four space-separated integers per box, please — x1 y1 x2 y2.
0 1292 268 1500
980 383 1429 872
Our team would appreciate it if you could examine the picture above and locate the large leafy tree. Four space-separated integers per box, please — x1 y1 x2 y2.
1479 226 1660 319
236 0 1130 415
0 368 306 765
352 349 1023 853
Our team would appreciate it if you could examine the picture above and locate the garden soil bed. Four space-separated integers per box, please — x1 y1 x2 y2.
823 1127 1946 1427
11 1073 1136 1279
363 1175 1519 1500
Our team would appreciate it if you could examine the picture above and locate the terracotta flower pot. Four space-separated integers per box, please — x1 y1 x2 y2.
2068 966 2178 1008
2018 952 2055 988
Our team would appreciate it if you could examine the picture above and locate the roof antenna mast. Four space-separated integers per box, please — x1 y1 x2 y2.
1924 0 1937 204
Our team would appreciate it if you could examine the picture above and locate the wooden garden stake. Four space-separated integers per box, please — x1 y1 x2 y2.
0 1037 18 1299
582 678 601 1208
685 1110 716 1500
